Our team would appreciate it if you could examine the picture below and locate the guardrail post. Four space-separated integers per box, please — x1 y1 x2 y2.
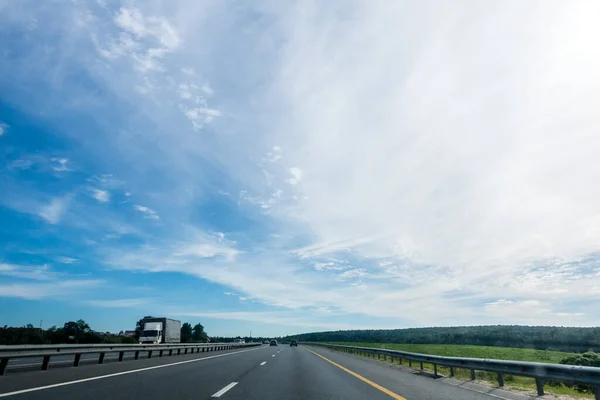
497 372 504 387
399 357 402 365
202 347 205 352
135 351 140 360
449 366 454 377
42 355 50 370
420 362 423 371
434 364 438 378
0 358 9 375
409 360 412 367
148 350 152 359
177 349 181 355
169 349 173 356
184 348 188 354
470 369 475 380
535 378 544 396
74 353 81 366
390 356 394 363
159 350 163 357
99 352 105 364
119 352 124 362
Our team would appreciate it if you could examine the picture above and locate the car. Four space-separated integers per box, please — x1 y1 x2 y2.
269 340 278 346
262 340 269 344
290 340 298 347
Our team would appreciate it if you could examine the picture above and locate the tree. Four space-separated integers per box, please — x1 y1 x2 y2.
181 323 193 343
61 320 93 343
192 323 208 342
135 316 154 340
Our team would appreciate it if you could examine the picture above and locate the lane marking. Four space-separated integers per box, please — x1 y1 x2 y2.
260 361 266 366
211 382 238 397
0 346 264 398
272 354 275 357
304 348 407 400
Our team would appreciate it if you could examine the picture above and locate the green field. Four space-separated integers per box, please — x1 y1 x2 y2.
329 342 594 398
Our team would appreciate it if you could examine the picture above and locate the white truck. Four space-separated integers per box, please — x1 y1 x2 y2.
139 317 181 344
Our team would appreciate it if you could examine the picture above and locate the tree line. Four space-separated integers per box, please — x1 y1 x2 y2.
0 320 136 345
1 317 211 345
285 325 600 352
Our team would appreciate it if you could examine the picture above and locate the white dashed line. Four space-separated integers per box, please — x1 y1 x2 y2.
260 361 266 366
272 355 275 357
211 382 238 397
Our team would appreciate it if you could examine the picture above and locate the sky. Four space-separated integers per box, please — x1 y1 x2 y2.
1 0 600 337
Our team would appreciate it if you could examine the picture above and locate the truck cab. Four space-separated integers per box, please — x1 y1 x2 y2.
139 322 163 344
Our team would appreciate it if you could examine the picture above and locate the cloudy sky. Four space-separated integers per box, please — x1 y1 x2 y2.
1 0 599 336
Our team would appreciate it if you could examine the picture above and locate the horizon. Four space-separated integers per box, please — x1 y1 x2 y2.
1 1 600 337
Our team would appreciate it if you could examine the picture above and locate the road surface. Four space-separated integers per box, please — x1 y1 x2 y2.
0 345 537 400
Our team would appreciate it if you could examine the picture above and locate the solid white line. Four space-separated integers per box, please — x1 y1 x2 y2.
260 361 266 366
0 346 262 398
211 382 238 397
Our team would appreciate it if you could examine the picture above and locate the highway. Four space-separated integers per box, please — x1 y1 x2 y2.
0 345 537 400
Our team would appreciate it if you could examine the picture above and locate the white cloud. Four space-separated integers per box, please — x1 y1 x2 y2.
99 7 180 72
0 280 102 299
0 263 55 281
38 197 68 224
133 204 159 220
285 167 303 185
51 157 72 172
8 159 33 170
0 122 8 136
57 256 78 264
339 268 368 279
90 188 110 203
182 106 222 128
87 298 149 308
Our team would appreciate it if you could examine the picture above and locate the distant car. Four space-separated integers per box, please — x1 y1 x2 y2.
263 340 269 344
269 340 278 346
290 340 298 347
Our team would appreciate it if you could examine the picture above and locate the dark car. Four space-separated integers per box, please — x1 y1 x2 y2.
269 340 278 346
290 340 298 347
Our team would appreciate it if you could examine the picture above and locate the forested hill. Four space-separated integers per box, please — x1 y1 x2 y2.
287 326 600 352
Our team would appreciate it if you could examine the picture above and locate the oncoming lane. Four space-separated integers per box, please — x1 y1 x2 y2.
0 345 270 399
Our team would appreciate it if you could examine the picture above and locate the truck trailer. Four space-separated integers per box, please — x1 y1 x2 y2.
139 317 181 344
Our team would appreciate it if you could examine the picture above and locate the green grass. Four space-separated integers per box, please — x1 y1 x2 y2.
328 342 595 399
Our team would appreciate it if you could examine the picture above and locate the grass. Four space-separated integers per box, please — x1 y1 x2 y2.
328 342 596 399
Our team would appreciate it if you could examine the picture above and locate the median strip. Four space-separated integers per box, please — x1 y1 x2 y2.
304 348 407 400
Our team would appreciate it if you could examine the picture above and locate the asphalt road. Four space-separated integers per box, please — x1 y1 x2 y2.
0 345 536 400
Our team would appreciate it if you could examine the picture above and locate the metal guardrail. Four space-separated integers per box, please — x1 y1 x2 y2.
0 342 261 375
306 343 600 399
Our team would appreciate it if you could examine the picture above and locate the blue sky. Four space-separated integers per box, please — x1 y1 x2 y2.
1 0 600 337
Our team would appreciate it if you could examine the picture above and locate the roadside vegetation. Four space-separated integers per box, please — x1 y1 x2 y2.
329 342 599 398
